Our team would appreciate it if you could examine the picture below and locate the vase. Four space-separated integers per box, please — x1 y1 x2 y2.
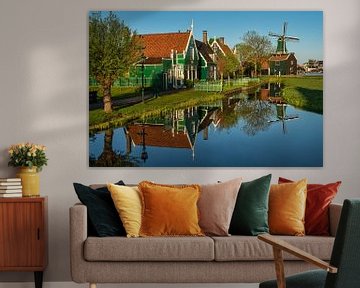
16 167 40 197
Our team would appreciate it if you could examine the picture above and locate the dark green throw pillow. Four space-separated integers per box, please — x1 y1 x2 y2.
229 174 272 236
73 181 126 237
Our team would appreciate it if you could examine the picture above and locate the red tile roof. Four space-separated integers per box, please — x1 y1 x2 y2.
269 54 291 61
217 42 233 56
127 124 193 149
139 32 191 64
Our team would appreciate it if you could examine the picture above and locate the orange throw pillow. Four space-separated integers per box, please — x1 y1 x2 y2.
269 179 307 236
279 177 341 235
138 181 204 237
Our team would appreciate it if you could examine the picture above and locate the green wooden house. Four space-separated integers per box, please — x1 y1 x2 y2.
131 30 200 90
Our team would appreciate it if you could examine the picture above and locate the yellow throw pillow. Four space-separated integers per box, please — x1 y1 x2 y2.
138 181 204 237
269 179 307 236
107 183 142 238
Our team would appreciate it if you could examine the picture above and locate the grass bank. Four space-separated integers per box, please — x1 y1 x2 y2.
89 89 224 131
265 76 323 114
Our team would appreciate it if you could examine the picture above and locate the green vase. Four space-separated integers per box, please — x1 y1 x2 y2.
16 167 40 197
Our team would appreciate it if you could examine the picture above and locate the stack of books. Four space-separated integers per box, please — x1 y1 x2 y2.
0 178 22 197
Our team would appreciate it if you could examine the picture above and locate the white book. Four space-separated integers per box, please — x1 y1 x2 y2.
0 178 21 182
0 185 22 190
0 193 22 198
0 182 22 186
0 188 22 193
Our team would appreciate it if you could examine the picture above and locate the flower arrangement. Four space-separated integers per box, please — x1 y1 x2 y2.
8 143 48 172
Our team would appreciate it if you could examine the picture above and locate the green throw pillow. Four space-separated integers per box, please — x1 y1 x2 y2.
229 174 272 236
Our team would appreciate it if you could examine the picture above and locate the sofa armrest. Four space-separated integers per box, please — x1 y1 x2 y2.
69 203 88 283
329 203 342 237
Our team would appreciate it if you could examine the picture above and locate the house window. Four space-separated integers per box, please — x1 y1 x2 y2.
291 60 294 65
275 61 280 66
190 47 195 61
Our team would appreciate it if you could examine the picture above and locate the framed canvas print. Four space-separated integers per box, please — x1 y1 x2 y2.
89 11 323 167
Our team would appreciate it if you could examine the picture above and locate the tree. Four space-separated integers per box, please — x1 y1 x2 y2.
235 31 272 77
89 12 143 113
217 53 239 80
234 43 253 76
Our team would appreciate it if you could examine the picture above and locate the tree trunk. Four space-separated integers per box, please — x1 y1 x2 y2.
101 82 112 113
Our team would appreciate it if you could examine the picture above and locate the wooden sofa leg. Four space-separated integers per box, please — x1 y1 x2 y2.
89 283 96 288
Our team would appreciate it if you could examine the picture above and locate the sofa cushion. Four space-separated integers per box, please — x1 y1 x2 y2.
139 181 203 237
73 181 126 237
84 236 214 261
198 178 242 236
269 179 307 236
229 174 271 236
212 235 334 261
279 177 341 236
107 184 142 238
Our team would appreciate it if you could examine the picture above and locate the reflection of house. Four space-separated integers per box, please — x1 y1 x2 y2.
124 108 200 159
195 31 216 80
133 29 199 89
268 53 297 76
259 82 283 101
124 104 228 160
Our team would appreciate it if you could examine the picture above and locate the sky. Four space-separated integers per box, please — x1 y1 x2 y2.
92 11 323 64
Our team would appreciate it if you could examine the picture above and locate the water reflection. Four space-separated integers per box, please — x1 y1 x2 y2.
89 83 322 167
89 129 140 167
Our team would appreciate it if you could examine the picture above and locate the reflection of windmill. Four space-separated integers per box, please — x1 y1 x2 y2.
268 104 299 134
269 22 299 54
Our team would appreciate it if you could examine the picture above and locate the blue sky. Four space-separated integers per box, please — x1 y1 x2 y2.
94 11 323 64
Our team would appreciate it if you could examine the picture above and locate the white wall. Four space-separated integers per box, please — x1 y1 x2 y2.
0 0 359 283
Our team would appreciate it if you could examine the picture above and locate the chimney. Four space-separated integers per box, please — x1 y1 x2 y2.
203 30 208 44
219 37 224 44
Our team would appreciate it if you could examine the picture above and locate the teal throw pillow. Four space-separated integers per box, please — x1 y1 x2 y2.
229 174 272 236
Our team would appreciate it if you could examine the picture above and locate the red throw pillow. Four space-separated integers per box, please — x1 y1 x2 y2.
278 177 341 236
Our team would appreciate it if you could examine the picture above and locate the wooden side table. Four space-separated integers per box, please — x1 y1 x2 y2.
0 197 48 288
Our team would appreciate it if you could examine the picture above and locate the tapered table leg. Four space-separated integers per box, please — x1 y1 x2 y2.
34 271 43 288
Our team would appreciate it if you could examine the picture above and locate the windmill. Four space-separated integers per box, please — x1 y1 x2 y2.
269 22 299 54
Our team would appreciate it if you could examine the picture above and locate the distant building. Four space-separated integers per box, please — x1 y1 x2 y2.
304 59 323 72
268 53 297 76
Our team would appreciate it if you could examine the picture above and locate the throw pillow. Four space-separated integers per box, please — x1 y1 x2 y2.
269 179 307 236
198 178 242 236
138 181 203 237
107 183 142 238
279 177 341 236
229 174 272 236
73 181 126 237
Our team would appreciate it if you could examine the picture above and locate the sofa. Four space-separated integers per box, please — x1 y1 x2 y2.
70 201 342 287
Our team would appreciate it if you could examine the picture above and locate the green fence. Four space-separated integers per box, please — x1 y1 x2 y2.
223 77 260 87
194 81 223 92
194 78 260 92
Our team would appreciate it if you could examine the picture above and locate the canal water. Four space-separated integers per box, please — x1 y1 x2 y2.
89 85 323 167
